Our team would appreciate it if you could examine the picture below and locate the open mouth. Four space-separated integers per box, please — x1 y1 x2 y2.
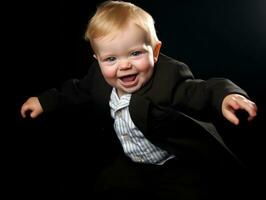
119 74 138 87
120 74 137 82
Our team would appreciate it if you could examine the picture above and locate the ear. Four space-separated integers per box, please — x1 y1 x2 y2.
153 41 162 63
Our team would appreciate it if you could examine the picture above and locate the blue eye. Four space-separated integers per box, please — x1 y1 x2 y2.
131 51 142 56
105 57 116 62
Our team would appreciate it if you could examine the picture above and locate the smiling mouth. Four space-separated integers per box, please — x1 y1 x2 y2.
119 74 138 87
120 74 137 82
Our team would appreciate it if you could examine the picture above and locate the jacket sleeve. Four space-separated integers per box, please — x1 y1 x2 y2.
38 61 99 112
171 63 249 119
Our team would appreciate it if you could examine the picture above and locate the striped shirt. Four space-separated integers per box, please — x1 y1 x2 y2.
109 88 174 165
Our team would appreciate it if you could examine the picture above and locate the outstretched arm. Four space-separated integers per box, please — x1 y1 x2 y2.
221 94 257 125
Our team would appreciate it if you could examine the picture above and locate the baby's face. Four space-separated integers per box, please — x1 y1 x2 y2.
93 23 161 97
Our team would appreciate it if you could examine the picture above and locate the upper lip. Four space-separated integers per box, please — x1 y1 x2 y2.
118 73 137 78
119 73 137 78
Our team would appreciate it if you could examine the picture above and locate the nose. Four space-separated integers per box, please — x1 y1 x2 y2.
119 58 131 70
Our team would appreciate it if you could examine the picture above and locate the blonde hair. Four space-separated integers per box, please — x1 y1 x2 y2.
85 1 159 50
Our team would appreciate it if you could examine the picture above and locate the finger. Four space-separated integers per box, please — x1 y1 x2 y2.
20 106 27 118
21 111 26 118
224 96 240 112
247 103 257 121
235 100 257 121
223 109 239 125
30 110 38 118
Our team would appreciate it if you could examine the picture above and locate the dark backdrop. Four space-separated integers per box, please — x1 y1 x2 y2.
10 0 265 198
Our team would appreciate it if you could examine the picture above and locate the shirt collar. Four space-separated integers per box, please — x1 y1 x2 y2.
109 88 131 112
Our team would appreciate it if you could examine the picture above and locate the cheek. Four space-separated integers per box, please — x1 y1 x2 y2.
100 67 116 80
135 59 154 73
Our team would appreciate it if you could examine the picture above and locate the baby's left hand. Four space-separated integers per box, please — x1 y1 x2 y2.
222 94 257 125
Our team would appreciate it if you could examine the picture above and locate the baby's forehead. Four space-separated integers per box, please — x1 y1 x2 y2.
92 26 151 56
95 23 147 42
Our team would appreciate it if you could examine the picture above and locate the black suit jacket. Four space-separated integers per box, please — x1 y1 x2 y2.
39 53 248 166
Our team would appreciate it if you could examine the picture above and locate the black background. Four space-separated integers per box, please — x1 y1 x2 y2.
9 0 266 198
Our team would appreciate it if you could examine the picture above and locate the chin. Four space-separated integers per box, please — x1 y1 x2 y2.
123 85 141 94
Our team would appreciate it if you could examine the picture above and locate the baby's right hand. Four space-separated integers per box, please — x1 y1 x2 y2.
20 97 44 118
